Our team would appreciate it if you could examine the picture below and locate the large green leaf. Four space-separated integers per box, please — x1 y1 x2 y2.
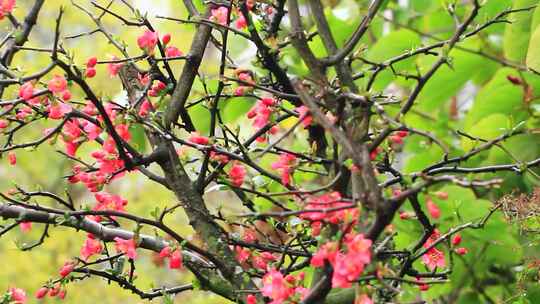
526 25 540 71
415 42 491 112
464 68 529 130
462 114 510 151
503 0 538 62
363 29 421 91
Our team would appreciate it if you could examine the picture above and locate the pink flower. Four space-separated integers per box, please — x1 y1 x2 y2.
331 234 372 288
421 247 445 271
421 230 446 271
246 294 257 304
299 192 358 225
235 14 247 29
295 106 312 128
261 269 294 304
35 287 49 299
114 237 137 259
311 232 372 288
271 153 297 185
210 151 229 164
80 234 103 260
83 122 102 140
246 99 274 140
138 99 153 117
165 46 183 58
106 55 123 77
229 162 246 187
93 192 128 217
8 287 26 304
19 82 35 101
137 30 159 54
0 119 8 129
48 75 68 94
426 198 441 219
59 261 75 277
61 90 72 101
188 132 209 145
7 151 16 165
310 242 337 267
19 221 31 233
210 7 229 25
86 56 98 68
355 294 373 304
0 0 15 20
235 246 251 263
115 123 131 141
159 246 171 258
169 249 183 269
162 33 171 45
47 102 72 119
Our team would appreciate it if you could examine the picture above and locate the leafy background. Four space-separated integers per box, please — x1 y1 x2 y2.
1 0 540 303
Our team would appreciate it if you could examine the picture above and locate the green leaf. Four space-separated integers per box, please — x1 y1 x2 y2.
363 29 421 91
416 43 490 111
464 68 529 130
462 114 510 151
526 25 540 71
503 0 538 62
220 97 254 124
188 103 210 134
128 124 146 152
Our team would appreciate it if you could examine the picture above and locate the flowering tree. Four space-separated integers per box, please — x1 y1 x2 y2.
1 0 540 303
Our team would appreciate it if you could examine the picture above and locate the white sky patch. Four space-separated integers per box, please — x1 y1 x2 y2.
398 0 409 8
133 0 171 15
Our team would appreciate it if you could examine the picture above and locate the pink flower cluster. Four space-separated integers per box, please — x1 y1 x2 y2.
233 69 255 96
235 246 278 271
114 237 138 259
7 287 26 304
210 6 250 30
311 232 372 288
67 104 131 192
87 192 128 222
0 0 15 20
35 283 67 300
159 245 183 269
271 152 297 185
295 106 312 128
229 162 247 187
421 229 446 271
18 75 73 121
299 192 359 236
247 97 279 142
80 233 103 261
137 30 159 55
261 269 308 304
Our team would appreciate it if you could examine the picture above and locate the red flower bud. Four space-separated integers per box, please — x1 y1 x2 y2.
59 261 75 278
434 191 448 200
162 33 171 45
86 56 98 68
451 234 462 246
85 68 96 78
455 247 468 255
35 287 49 299
396 130 409 138
506 75 522 85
